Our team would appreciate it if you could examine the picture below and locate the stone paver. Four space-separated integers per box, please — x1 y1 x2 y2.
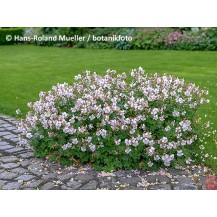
25 180 43 188
11 167 28 175
10 138 20 143
19 152 34 158
173 184 198 190
15 174 36 181
175 176 194 184
41 182 55 190
3 181 23 190
28 163 43 171
74 174 95 182
0 114 213 190
3 134 18 140
66 180 82 189
57 173 74 181
0 171 18 179
0 132 11 137
148 184 172 190
0 180 6 187
81 181 97 190
5 147 24 153
1 156 19 163
20 160 31 167
0 141 10 146
42 173 57 180
1 162 20 169
119 177 141 185
0 144 14 150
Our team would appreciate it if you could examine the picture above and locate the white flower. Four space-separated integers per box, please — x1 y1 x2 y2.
162 154 174 166
177 150 183 157
89 115 95 120
179 120 191 131
72 138 78 144
19 139 27 145
148 147 155 156
130 129 135 134
125 139 131 146
125 147 131 154
89 144 96 152
142 138 149 145
16 109 21 115
184 91 191 97
148 161 153 167
165 126 171 131
81 146 86 152
131 71 135 77
26 133 32 139
101 129 107 138
87 137 92 143
161 137 168 143
74 74 82 80
114 139 121 145
151 108 159 115
55 121 61 130
138 66 145 74
181 140 186 146
172 110 180 117
186 158 192 164
62 143 72 150
154 155 160 161
199 145 205 150
182 111 186 116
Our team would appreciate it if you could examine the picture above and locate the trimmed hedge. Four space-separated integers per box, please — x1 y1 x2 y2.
0 28 23 45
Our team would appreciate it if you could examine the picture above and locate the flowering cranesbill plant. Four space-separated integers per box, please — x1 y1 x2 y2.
17 67 210 171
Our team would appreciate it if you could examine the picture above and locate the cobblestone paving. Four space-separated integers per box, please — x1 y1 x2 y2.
0 114 208 190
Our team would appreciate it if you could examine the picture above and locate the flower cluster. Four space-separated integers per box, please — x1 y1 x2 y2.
17 67 210 171
132 28 216 51
162 30 208 49
164 31 184 45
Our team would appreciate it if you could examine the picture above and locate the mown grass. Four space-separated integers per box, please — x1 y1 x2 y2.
0 45 216 172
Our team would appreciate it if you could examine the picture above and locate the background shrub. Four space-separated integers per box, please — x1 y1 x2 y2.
23 28 41 44
75 27 120 49
0 27 23 45
30 27 217 51
131 28 170 50
35 27 89 47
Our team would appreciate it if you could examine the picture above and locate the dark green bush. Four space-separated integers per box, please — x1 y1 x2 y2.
131 28 171 50
0 28 23 45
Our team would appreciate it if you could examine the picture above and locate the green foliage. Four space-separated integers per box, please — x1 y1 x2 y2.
131 28 169 50
1 45 216 172
35 27 89 47
31 27 217 51
114 28 134 50
75 27 120 49
132 28 217 51
18 69 211 171
0 28 23 45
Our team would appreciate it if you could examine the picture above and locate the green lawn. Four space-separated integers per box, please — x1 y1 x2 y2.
0 45 216 172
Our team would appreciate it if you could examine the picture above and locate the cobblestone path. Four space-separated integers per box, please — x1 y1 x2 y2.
0 114 207 190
